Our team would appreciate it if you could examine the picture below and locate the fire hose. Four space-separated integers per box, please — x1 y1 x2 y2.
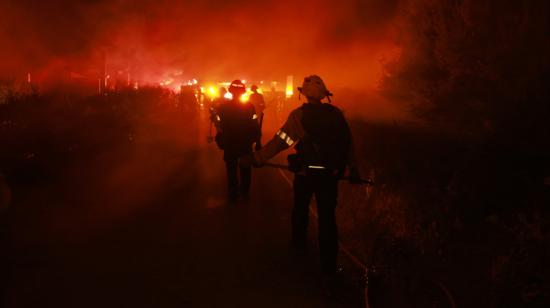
263 162 375 186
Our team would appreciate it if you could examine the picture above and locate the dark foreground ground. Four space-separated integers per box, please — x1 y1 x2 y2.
0 109 363 307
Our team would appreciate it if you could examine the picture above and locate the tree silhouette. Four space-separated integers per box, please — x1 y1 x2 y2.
382 0 550 138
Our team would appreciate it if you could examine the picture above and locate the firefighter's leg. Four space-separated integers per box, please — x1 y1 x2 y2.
315 175 339 274
224 154 239 200
254 138 262 151
292 175 313 252
239 159 252 198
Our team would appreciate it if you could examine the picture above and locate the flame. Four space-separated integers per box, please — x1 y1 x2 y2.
208 86 217 96
285 87 293 98
285 75 293 98
201 85 219 100
160 78 174 86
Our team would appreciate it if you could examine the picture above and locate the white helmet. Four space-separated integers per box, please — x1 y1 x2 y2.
298 75 331 101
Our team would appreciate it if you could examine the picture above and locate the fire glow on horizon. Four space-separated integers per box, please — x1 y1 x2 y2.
0 0 402 91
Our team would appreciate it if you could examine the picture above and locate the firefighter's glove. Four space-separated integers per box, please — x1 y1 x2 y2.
240 154 262 168
255 142 262 151
349 168 362 185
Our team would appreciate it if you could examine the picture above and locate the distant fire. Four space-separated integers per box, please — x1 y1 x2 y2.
93 71 294 106
159 79 174 86
285 75 293 98
207 86 217 97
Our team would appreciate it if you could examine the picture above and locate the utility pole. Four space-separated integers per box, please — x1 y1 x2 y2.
99 50 107 94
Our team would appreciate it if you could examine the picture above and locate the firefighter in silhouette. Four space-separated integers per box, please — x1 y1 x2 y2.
249 85 266 150
242 75 360 274
249 85 265 121
215 80 260 201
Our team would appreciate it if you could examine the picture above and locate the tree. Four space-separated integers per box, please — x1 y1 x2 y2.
381 0 550 137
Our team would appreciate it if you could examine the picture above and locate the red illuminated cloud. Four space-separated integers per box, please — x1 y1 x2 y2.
0 0 403 89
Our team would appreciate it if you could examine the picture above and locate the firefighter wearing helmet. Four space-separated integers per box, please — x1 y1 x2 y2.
241 75 361 275
249 85 266 119
249 85 266 150
215 80 260 202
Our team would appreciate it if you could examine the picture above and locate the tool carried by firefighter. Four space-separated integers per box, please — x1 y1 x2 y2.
263 160 374 186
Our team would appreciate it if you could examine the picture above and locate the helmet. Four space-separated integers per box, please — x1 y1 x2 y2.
298 75 331 100
251 85 258 92
228 80 246 96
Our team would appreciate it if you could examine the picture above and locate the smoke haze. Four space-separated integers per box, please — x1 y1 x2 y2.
0 0 401 87
2 0 548 123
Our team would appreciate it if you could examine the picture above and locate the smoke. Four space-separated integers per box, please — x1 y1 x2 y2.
379 0 550 130
0 0 404 89
6 0 546 125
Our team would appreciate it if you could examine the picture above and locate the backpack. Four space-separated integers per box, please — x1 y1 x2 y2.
296 103 351 173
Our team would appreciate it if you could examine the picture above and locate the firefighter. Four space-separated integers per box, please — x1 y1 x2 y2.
249 85 266 150
241 75 361 274
249 85 265 121
215 80 260 202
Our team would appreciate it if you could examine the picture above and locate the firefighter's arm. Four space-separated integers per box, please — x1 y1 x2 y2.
252 137 288 165
246 104 260 140
212 112 222 132
213 105 224 132
251 109 305 165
